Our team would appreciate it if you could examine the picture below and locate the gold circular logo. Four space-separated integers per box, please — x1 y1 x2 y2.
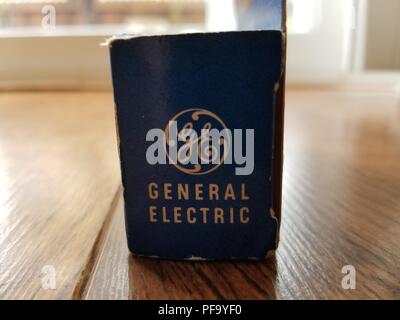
164 108 229 175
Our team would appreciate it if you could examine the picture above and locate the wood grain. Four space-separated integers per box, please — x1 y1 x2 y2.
0 92 120 299
85 89 400 300
1 89 399 300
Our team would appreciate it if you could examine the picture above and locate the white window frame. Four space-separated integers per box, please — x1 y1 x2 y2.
0 0 399 90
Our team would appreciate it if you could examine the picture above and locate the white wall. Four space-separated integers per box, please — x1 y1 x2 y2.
0 35 110 90
365 0 400 70
286 0 354 83
0 0 376 89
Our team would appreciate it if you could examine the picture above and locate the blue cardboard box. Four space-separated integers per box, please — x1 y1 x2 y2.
109 1 286 260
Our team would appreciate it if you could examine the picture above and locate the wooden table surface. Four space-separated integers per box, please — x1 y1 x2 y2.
0 89 399 300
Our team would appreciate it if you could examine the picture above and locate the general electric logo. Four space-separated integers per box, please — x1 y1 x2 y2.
164 108 229 175
146 108 255 176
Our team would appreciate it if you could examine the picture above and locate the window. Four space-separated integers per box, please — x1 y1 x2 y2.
0 0 207 36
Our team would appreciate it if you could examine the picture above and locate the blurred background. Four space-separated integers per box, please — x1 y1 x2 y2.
0 0 399 90
0 1 399 300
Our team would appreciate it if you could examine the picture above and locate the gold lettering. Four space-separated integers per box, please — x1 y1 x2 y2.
174 207 182 223
240 207 250 223
229 207 234 224
224 184 236 200
195 184 204 200
187 207 197 224
214 208 224 224
241 184 249 200
164 183 172 200
200 207 209 223
148 182 158 200
149 206 157 223
162 207 170 223
177 184 189 200
209 184 219 200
